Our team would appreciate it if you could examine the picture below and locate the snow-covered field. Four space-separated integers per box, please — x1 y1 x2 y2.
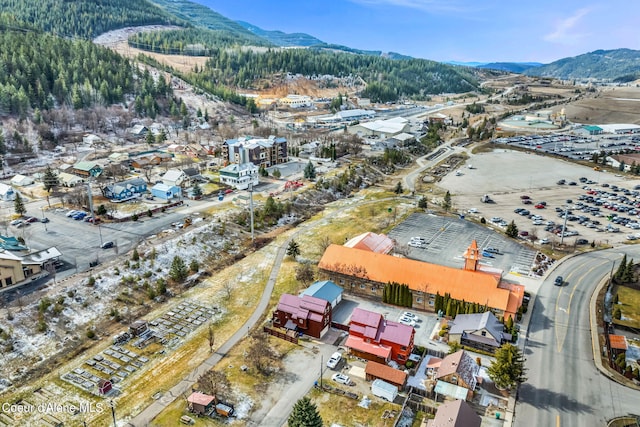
0 217 243 393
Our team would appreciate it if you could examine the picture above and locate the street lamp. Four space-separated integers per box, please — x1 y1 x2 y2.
108 400 116 427
40 207 47 232
560 205 570 246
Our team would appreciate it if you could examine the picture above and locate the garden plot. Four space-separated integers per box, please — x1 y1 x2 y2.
61 300 215 395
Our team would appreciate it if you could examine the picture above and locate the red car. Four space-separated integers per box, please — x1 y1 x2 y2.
534 204 545 209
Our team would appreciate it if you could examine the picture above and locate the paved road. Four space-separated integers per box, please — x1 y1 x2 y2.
516 247 640 427
129 233 293 427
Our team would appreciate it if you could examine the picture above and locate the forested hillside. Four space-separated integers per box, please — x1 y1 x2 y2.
0 0 182 39
195 48 478 102
148 0 268 46
524 49 640 80
0 24 172 118
129 27 268 54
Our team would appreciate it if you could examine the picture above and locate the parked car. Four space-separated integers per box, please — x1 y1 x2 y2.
398 315 416 326
327 352 342 369
519 231 529 237
483 247 500 254
24 216 38 223
534 204 545 209
331 373 352 386
576 238 589 245
539 238 550 245
481 251 495 258
9 219 23 226
101 241 114 249
40 217 50 223
554 276 564 286
66 210 80 217
402 311 419 321
467 208 478 214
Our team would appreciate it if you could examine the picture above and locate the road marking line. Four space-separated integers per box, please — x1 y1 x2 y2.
555 260 608 352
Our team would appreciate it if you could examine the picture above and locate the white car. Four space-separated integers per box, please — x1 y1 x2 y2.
467 208 478 214
402 311 418 320
539 238 550 245
398 316 416 327
327 352 342 369
331 373 352 385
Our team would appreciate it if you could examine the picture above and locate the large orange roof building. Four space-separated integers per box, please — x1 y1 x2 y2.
318 240 524 319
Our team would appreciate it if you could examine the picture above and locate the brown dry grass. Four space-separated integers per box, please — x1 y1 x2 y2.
563 86 640 125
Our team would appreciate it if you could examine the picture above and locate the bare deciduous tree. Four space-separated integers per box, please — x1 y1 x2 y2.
197 370 231 400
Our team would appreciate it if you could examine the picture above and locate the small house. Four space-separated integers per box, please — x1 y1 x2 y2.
427 399 481 427
272 294 331 338
10 174 34 187
183 167 207 184
364 361 407 390
448 312 511 353
129 124 148 136
151 183 181 200
434 350 479 399
162 169 189 187
187 392 216 415
71 161 102 178
97 379 112 395
83 134 102 146
0 183 16 201
219 162 259 190
103 178 148 201
58 172 85 187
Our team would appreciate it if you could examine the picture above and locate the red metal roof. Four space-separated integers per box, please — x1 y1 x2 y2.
345 335 392 359
187 392 215 406
609 334 628 350
365 361 407 386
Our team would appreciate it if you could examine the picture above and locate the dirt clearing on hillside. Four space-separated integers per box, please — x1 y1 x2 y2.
563 86 640 125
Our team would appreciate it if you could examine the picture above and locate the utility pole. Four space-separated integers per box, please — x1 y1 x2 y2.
560 205 569 246
248 183 255 242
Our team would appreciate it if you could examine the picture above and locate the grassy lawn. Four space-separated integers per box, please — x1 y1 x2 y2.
308 387 400 426
613 285 640 328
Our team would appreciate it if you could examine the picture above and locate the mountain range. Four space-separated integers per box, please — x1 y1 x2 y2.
145 0 640 81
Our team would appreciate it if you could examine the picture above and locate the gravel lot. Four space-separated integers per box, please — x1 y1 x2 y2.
439 149 640 246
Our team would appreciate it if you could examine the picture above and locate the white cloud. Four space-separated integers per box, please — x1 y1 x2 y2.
351 0 472 14
544 8 592 44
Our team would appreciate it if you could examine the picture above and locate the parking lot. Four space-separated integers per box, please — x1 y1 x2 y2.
332 296 438 349
387 213 537 274
494 133 640 162
440 150 640 246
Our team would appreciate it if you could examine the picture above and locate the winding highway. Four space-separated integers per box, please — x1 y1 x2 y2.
516 247 640 427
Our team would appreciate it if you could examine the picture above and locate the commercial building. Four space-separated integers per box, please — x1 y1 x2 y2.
222 136 288 168
318 240 524 319
219 162 259 190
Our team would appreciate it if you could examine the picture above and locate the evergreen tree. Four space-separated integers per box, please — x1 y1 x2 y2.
394 182 403 194
487 343 527 390
169 255 188 282
286 239 301 259
192 183 203 198
615 255 627 282
623 258 635 283
288 397 323 427
442 191 451 212
506 220 519 238
418 197 428 209
14 193 26 216
43 166 59 193
146 131 155 145
303 161 316 179
131 248 140 262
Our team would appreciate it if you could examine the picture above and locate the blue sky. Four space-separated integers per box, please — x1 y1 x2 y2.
190 0 639 64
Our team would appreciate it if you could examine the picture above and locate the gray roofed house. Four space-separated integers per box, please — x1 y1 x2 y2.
435 350 479 392
448 311 511 353
103 178 148 201
299 280 343 309
427 399 481 427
